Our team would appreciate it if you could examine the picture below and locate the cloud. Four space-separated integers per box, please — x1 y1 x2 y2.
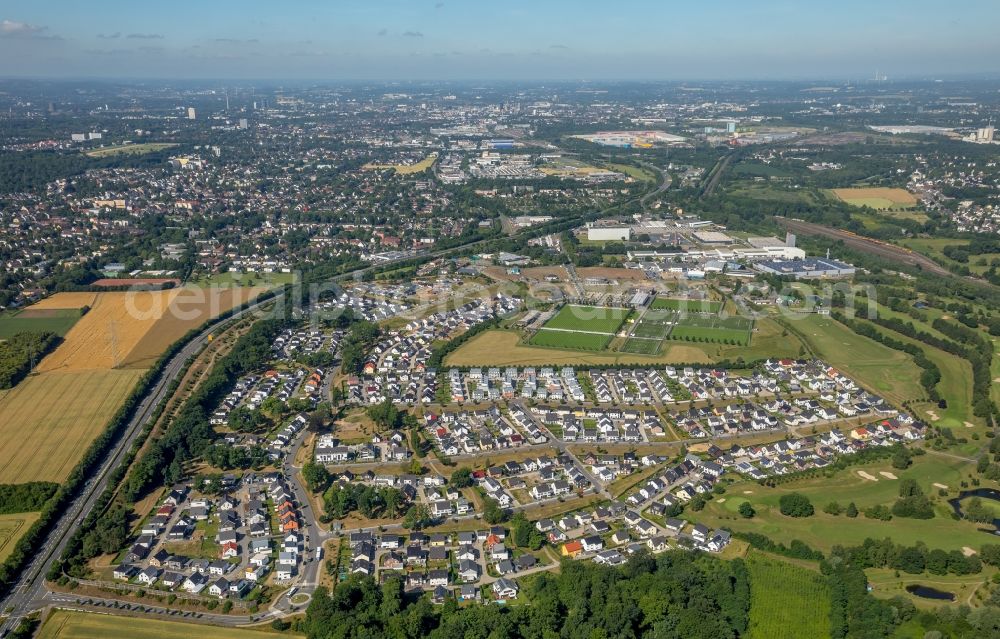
435 2 445 8
126 33 163 40
215 37 259 44
0 19 57 39
98 32 121 39
377 28 387 36
550 44 569 49
403 30 424 37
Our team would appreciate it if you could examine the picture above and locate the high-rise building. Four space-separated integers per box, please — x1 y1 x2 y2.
977 126 995 142
239 118 249 130
726 121 737 134
187 107 196 120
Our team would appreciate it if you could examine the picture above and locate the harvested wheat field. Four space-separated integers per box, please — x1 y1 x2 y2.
28 292 98 310
36 290 181 371
0 287 263 483
36 287 265 371
831 187 917 210
0 369 144 483
121 286 268 368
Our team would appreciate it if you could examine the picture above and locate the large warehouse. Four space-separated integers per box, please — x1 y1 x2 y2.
754 257 856 279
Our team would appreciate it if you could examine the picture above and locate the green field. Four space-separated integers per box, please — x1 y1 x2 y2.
38 609 296 639
747 551 831 639
632 321 670 339
529 329 612 351
669 315 753 345
783 314 924 405
639 308 675 323
83 143 177 158
541 305 629 333
0 308 83 339
694 455 990 553
190 270 296 288
650 297 722 313
619 338 661 355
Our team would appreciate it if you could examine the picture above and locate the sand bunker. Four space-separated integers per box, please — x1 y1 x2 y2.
879 471 898 479
933 483 949 490
857 471 878 481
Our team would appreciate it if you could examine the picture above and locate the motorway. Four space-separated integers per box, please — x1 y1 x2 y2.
0 169 670 632
0 299 273 633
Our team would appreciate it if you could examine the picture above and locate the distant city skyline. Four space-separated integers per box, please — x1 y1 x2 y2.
1 0 998 80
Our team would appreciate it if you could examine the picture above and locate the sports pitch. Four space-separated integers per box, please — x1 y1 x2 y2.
650 297 722 313
669 315 753 345
540 304 630 333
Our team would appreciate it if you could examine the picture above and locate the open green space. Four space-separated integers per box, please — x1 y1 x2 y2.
694 455 988 554
540 304 629 333
0 308 82 339
632 321 670 339
747 551 831 639
638 308 675 324
529 329 612 351
854 314 976 429
446 317 804 367
601 162 657 182
38 609 296 639
650 297 722 313
619 338 661 355
83 143 178 158
783 314 924 405
670 315 753 344
189 270 296 288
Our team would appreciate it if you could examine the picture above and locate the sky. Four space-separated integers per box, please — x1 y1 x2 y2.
0 0 998 81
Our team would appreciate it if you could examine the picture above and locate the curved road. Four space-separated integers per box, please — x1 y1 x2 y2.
0 170 670 632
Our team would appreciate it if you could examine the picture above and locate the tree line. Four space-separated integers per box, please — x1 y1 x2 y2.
0 331 59 389
301 551 751 639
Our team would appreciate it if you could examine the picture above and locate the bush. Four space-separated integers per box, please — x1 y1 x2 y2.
779 493 814 517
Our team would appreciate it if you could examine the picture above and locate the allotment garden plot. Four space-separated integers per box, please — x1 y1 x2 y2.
529 305 629 351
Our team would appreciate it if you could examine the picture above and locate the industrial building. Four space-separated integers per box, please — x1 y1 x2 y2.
754 258 856 280
587 222 632 242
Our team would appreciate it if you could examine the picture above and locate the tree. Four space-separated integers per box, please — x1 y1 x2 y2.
403 504 432 530
778 493 814 517
449 467 473 489
366 399 400 430
483 497 507 524
892 446 913 470
738 501 755 518
845 502 859 518
824 501 842 516
302 462 331 493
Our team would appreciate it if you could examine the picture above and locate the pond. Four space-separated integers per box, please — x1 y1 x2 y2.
947 487 1000 531
905 584 956 601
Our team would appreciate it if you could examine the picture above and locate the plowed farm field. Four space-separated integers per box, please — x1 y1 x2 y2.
0 287 264 483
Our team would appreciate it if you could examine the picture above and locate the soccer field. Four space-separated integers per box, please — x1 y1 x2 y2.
529 329 612 351
650 297 722 313
541 304 630 334
669 315 753 345
620 338 661 355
